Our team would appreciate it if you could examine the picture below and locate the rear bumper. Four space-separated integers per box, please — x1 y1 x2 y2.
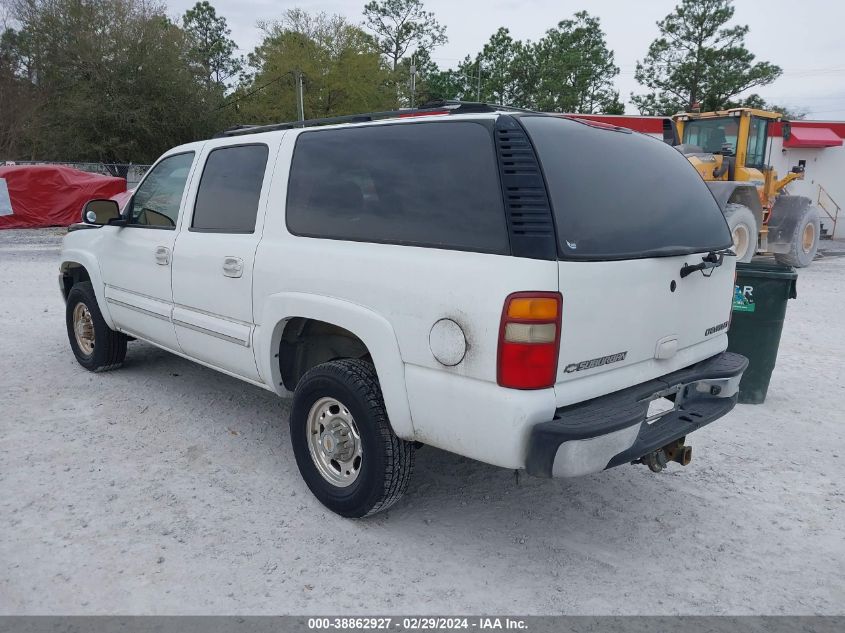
526 352 748 478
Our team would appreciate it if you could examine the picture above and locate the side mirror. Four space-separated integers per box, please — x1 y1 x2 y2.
82 199 122 226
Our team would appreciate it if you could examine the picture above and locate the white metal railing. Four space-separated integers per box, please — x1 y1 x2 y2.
817 184 840 239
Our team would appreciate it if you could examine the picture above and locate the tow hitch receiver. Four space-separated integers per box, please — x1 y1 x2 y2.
635 438 692 473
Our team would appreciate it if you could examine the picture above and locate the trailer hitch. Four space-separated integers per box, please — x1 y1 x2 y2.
635 439 693 472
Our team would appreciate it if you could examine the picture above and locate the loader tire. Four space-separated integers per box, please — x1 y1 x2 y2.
774 205 820 268
724 203 757 263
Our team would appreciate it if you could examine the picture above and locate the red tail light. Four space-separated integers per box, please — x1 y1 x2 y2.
497 292 562 389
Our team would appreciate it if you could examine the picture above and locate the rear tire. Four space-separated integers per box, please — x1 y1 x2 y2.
724 203 757 263
774 205 820 268
65 281 127 371
289 359 415 518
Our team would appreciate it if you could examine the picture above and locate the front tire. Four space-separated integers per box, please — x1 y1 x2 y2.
290 359 415 518
65 281 127 371
775 205 821 268
724 203 757 263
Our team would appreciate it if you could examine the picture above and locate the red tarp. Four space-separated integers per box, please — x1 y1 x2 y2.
0 165 126 229
783 127 843 149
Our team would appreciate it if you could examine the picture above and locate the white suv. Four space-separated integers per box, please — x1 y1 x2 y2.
60 102 747 517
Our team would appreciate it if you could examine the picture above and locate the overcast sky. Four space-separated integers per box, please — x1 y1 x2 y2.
169 0 845 119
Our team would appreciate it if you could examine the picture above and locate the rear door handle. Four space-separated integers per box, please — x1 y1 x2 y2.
154 245 170 266
222 256 244 278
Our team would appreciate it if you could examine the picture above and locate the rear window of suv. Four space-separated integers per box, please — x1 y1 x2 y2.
286 120 509 254
519 116 732 260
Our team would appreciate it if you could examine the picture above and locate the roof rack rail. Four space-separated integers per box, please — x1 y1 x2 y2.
213 100 537 138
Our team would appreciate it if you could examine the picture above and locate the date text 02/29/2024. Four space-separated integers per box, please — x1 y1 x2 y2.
306 617 528 630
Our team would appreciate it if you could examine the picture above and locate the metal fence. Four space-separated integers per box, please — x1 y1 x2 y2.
0 160 151 188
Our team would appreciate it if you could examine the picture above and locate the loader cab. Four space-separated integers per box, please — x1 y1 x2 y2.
672 107 820 269
674 108 781 181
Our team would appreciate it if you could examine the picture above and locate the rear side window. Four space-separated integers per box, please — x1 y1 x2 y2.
520 116 732 260
191 144 269 233
286 121 509 254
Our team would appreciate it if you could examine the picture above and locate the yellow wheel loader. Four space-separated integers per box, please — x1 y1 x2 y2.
671 107 820 267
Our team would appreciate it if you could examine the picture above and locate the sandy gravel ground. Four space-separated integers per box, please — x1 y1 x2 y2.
1 228 843 615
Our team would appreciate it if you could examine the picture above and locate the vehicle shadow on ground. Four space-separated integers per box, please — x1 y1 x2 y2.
114 340 724 540
119 340 281 399
405 442 699 514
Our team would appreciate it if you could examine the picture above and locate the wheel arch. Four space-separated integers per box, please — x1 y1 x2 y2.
59 251 115 329
255 293 415 440
59 261 90 300
278 317 371 391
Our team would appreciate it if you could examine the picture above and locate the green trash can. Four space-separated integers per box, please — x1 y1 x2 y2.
726 261 797 404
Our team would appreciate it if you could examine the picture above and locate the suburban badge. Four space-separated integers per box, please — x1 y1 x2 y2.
564 351 628 373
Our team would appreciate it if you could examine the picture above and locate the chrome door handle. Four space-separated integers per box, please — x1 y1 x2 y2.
155 245 171 265
222 256 243 278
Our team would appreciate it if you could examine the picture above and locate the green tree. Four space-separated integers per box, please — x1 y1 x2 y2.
456 28 529 106
362 0 446 72
438 13 621 114
527 12 623 113
395 47 440 107
3 0 222 163
417 64 470 103
235 10 392 123
182 1 241 88
0 27 39 157
632 0 782 115
730 93 807 120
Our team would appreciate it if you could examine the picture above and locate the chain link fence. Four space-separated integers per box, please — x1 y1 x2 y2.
0 160 151 188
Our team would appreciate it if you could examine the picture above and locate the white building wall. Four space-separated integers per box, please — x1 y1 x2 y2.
767 138 845 239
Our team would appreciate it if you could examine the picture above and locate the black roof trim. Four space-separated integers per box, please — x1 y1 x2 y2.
213 101 538 138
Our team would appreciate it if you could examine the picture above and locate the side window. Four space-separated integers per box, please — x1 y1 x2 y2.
745 117 769 169
129 152 195 228
191 144 269 233
286 121 509 254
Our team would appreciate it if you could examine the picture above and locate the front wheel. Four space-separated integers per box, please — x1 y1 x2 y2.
289 359 415 518
65 281 127 371
724 203 757 263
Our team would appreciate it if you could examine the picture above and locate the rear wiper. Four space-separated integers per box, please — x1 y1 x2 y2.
680 249 735 279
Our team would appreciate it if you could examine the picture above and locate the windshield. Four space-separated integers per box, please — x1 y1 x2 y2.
682 117 739 154
519 115 732 260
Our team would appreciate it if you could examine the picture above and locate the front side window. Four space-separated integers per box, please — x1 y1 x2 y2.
128 152 195 228
745 117 769 169
286 121 509 254
682 117 739 154
191 144 269 233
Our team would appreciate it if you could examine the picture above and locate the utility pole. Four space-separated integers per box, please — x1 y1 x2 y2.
296 71 305 122
476 59 482 102
410 54 417 109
